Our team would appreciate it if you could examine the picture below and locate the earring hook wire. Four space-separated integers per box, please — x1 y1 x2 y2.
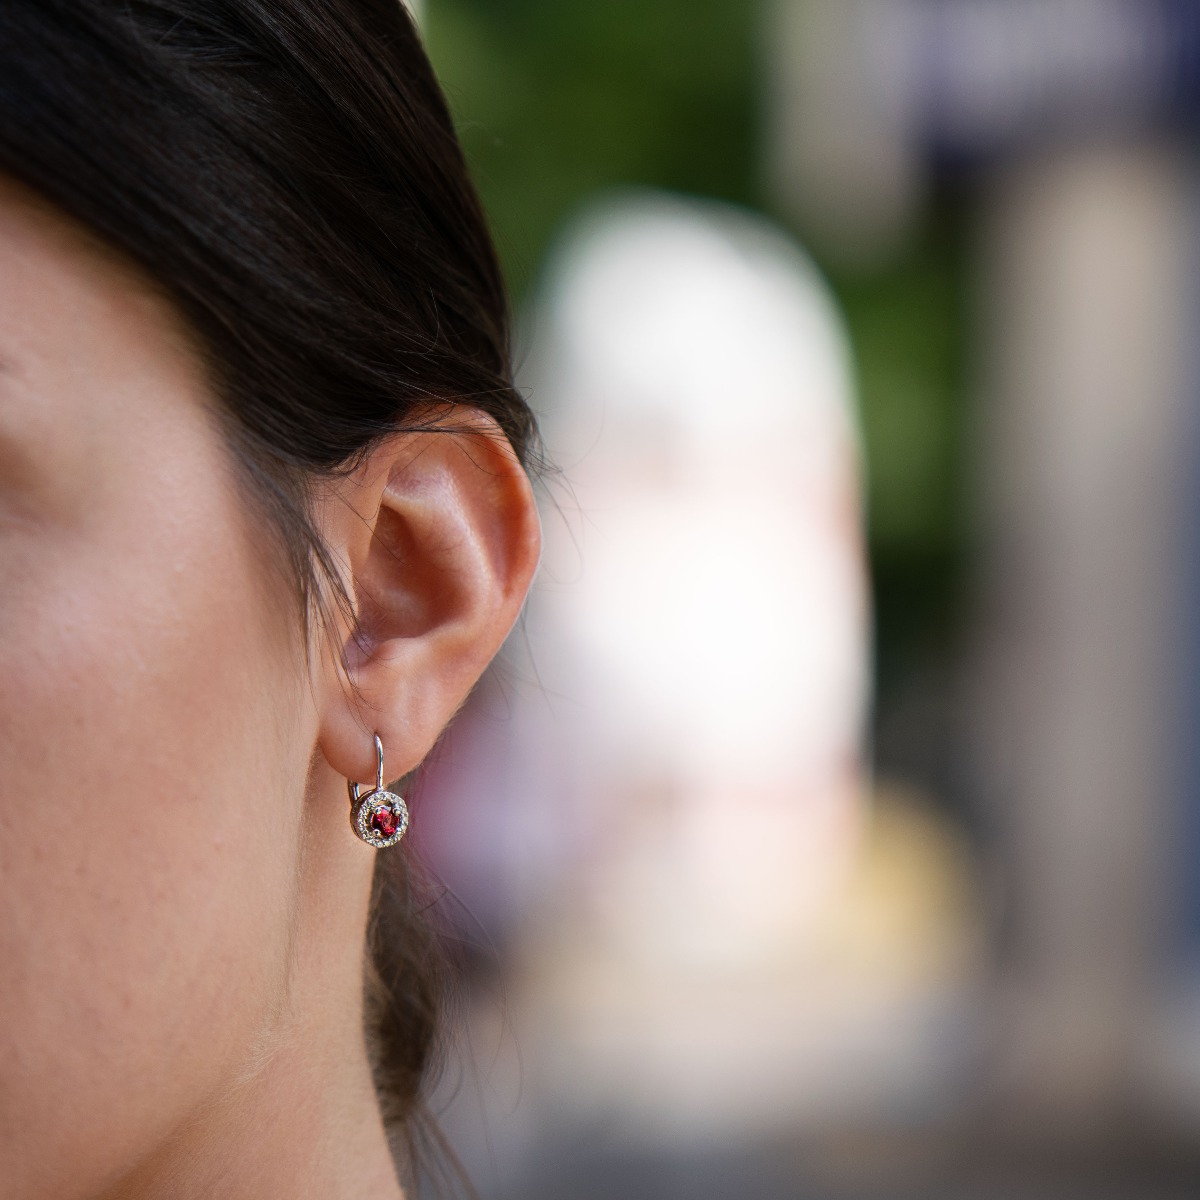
347 732 387 806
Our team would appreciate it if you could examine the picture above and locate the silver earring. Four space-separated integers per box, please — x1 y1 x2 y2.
347 733 409 849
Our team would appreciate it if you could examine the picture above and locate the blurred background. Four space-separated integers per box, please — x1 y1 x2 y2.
405 1 1200 1196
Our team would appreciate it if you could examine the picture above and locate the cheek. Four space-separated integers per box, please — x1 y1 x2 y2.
0 446 311 1189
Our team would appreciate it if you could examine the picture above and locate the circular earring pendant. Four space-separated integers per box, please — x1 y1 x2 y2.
351 787 409 849
347 734 410 850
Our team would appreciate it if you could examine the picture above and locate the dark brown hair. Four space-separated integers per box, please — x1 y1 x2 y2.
0 0 532 1185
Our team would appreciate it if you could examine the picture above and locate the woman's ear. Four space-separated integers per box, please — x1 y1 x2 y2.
313 408 540 788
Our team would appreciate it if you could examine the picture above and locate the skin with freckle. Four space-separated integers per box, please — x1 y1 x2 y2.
0 181 322 1192
0 176 539 1198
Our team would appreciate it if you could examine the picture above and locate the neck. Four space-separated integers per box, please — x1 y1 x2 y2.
100 802 404 1200
103 1015 403 1200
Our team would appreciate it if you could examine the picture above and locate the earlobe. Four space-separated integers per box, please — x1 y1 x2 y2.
314 410 540 791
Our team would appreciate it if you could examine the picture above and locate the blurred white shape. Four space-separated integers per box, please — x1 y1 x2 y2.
430 198 978 1178
527 192 869 965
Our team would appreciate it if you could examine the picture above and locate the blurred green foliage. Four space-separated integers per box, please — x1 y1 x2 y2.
424 0 970 737
834 212 970 693
423 0 758 298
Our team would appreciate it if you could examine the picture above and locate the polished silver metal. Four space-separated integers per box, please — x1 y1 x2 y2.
347 733 409 849
345 729 386 806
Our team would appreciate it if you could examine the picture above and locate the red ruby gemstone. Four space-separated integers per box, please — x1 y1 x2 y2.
370 805 399 838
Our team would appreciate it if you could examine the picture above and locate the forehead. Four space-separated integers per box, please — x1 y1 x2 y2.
0 174 221 535
0 173 148 287
0 175 206 410
0 172 199 375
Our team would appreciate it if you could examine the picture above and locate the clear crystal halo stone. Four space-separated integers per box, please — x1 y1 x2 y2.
351 788 409 850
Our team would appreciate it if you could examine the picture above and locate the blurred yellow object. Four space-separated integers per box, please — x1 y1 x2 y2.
499 783 982 1147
